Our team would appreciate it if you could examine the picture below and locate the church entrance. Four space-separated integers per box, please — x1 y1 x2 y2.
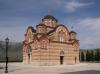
60 51 64 65
60 56 64 64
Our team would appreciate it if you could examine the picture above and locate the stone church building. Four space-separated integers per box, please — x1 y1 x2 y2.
23 15 80 65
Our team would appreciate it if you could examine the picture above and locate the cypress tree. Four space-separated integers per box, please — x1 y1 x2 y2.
86 50 91 61
81 51 84 62
95 49 100 62
91 50 94 61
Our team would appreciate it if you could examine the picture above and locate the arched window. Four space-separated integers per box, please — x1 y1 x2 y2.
27 46 32 54
59 36 64 42
60 51 64 56
58 30 65 42
29 38 31 43
41 40 47 49
29 46 32 53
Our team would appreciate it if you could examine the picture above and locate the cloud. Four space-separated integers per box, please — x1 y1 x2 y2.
77 18 100 30
65 0 93 12
75 17 100 49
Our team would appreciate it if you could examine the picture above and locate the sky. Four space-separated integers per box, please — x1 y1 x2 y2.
0 0 100 49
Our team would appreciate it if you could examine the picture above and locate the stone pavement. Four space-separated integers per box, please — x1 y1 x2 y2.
0 63 100 74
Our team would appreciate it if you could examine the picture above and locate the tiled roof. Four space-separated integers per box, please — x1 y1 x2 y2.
70 31 77 34
47 24 69 35
42 15 58 22
36 23 46 27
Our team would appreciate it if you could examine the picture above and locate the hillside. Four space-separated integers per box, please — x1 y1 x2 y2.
0 41 23 62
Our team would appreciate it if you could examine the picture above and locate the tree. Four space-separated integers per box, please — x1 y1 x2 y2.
90 50 94 61
86 50 91 61
81 51 84 62
95 49 100 62
0 41 23 62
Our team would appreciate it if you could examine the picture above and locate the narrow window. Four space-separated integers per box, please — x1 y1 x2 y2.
42 40 47 49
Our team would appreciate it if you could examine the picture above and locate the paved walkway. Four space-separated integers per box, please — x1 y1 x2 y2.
0 63 100 74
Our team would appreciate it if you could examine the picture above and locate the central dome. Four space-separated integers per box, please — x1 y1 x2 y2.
42 15 58 22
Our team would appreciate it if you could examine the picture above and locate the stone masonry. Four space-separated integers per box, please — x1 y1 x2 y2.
23 15 80 65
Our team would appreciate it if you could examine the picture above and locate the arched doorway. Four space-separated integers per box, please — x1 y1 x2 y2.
60 51 64 65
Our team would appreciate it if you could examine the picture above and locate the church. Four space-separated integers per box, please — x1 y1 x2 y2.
23 15 80 65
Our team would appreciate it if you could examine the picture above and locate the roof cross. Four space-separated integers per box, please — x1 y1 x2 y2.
48 8 52 15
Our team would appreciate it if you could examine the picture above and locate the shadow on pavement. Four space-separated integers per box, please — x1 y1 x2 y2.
0 67 4 69
61 70 100 74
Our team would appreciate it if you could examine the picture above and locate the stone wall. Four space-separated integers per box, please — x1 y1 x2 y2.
23 41 79 65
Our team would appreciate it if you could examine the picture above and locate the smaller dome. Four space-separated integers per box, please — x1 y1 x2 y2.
42 15 58 22
36 23 47 34
70 31 77 34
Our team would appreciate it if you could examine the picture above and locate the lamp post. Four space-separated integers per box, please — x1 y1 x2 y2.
5 37 9 73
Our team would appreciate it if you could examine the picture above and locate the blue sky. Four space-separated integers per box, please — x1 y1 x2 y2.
0 0 100 49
